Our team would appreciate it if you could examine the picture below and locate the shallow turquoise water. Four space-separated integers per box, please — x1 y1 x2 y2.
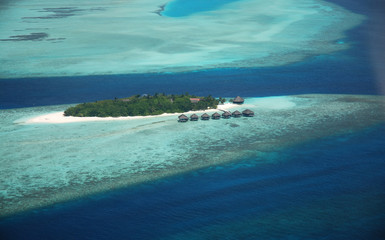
162 0 241 17
0 0 363 78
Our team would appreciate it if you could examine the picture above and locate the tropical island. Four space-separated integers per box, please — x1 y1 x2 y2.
64 93 226 117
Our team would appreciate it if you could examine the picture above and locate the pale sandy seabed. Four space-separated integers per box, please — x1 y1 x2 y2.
0 0 364 78
1 94 385 217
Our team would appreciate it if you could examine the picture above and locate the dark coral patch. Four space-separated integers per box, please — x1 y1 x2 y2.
23 7 105 19
0 32 48 41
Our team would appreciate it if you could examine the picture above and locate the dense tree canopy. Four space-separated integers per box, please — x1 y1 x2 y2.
64 93 223 117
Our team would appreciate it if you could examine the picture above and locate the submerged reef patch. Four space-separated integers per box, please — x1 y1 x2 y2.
1 94 384 217
0 32 48 41
23 7 105 20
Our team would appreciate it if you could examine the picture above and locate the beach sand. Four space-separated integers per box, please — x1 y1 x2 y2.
24 103 240 124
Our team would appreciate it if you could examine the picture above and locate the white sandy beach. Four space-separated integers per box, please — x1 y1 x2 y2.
23 96 299 124
24 103 240 124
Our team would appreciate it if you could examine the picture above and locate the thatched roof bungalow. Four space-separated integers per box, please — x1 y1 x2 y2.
190 114 199 121
201 113 210 120
233 96 244 104
222 111 232 119
242 109 254 117
190 98 200 103
232 110 242 117
212 112 221 120
178 114 189 122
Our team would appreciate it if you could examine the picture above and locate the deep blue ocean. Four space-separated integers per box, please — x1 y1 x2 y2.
1 0 385 239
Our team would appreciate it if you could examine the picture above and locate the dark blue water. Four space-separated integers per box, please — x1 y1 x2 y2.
162 0 241 17
0 52 380 109
1 0 385 239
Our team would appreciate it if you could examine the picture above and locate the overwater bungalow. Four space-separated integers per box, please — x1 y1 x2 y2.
190 114 199 121
178 114 189 122
222 111 232 119
212 112 221 120
201 113 210 120
233 96 244 104
242 109 254 117
232 110 242 118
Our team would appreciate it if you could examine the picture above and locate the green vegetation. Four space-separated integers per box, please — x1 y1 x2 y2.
64 93 224 117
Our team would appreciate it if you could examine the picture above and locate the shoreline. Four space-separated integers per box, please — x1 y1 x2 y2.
23 103 240 124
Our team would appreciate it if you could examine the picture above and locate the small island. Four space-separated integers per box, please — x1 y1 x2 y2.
64 93 226 117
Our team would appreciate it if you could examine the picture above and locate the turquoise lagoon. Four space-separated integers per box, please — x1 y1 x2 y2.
162 0 242 17
0 0 364 78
